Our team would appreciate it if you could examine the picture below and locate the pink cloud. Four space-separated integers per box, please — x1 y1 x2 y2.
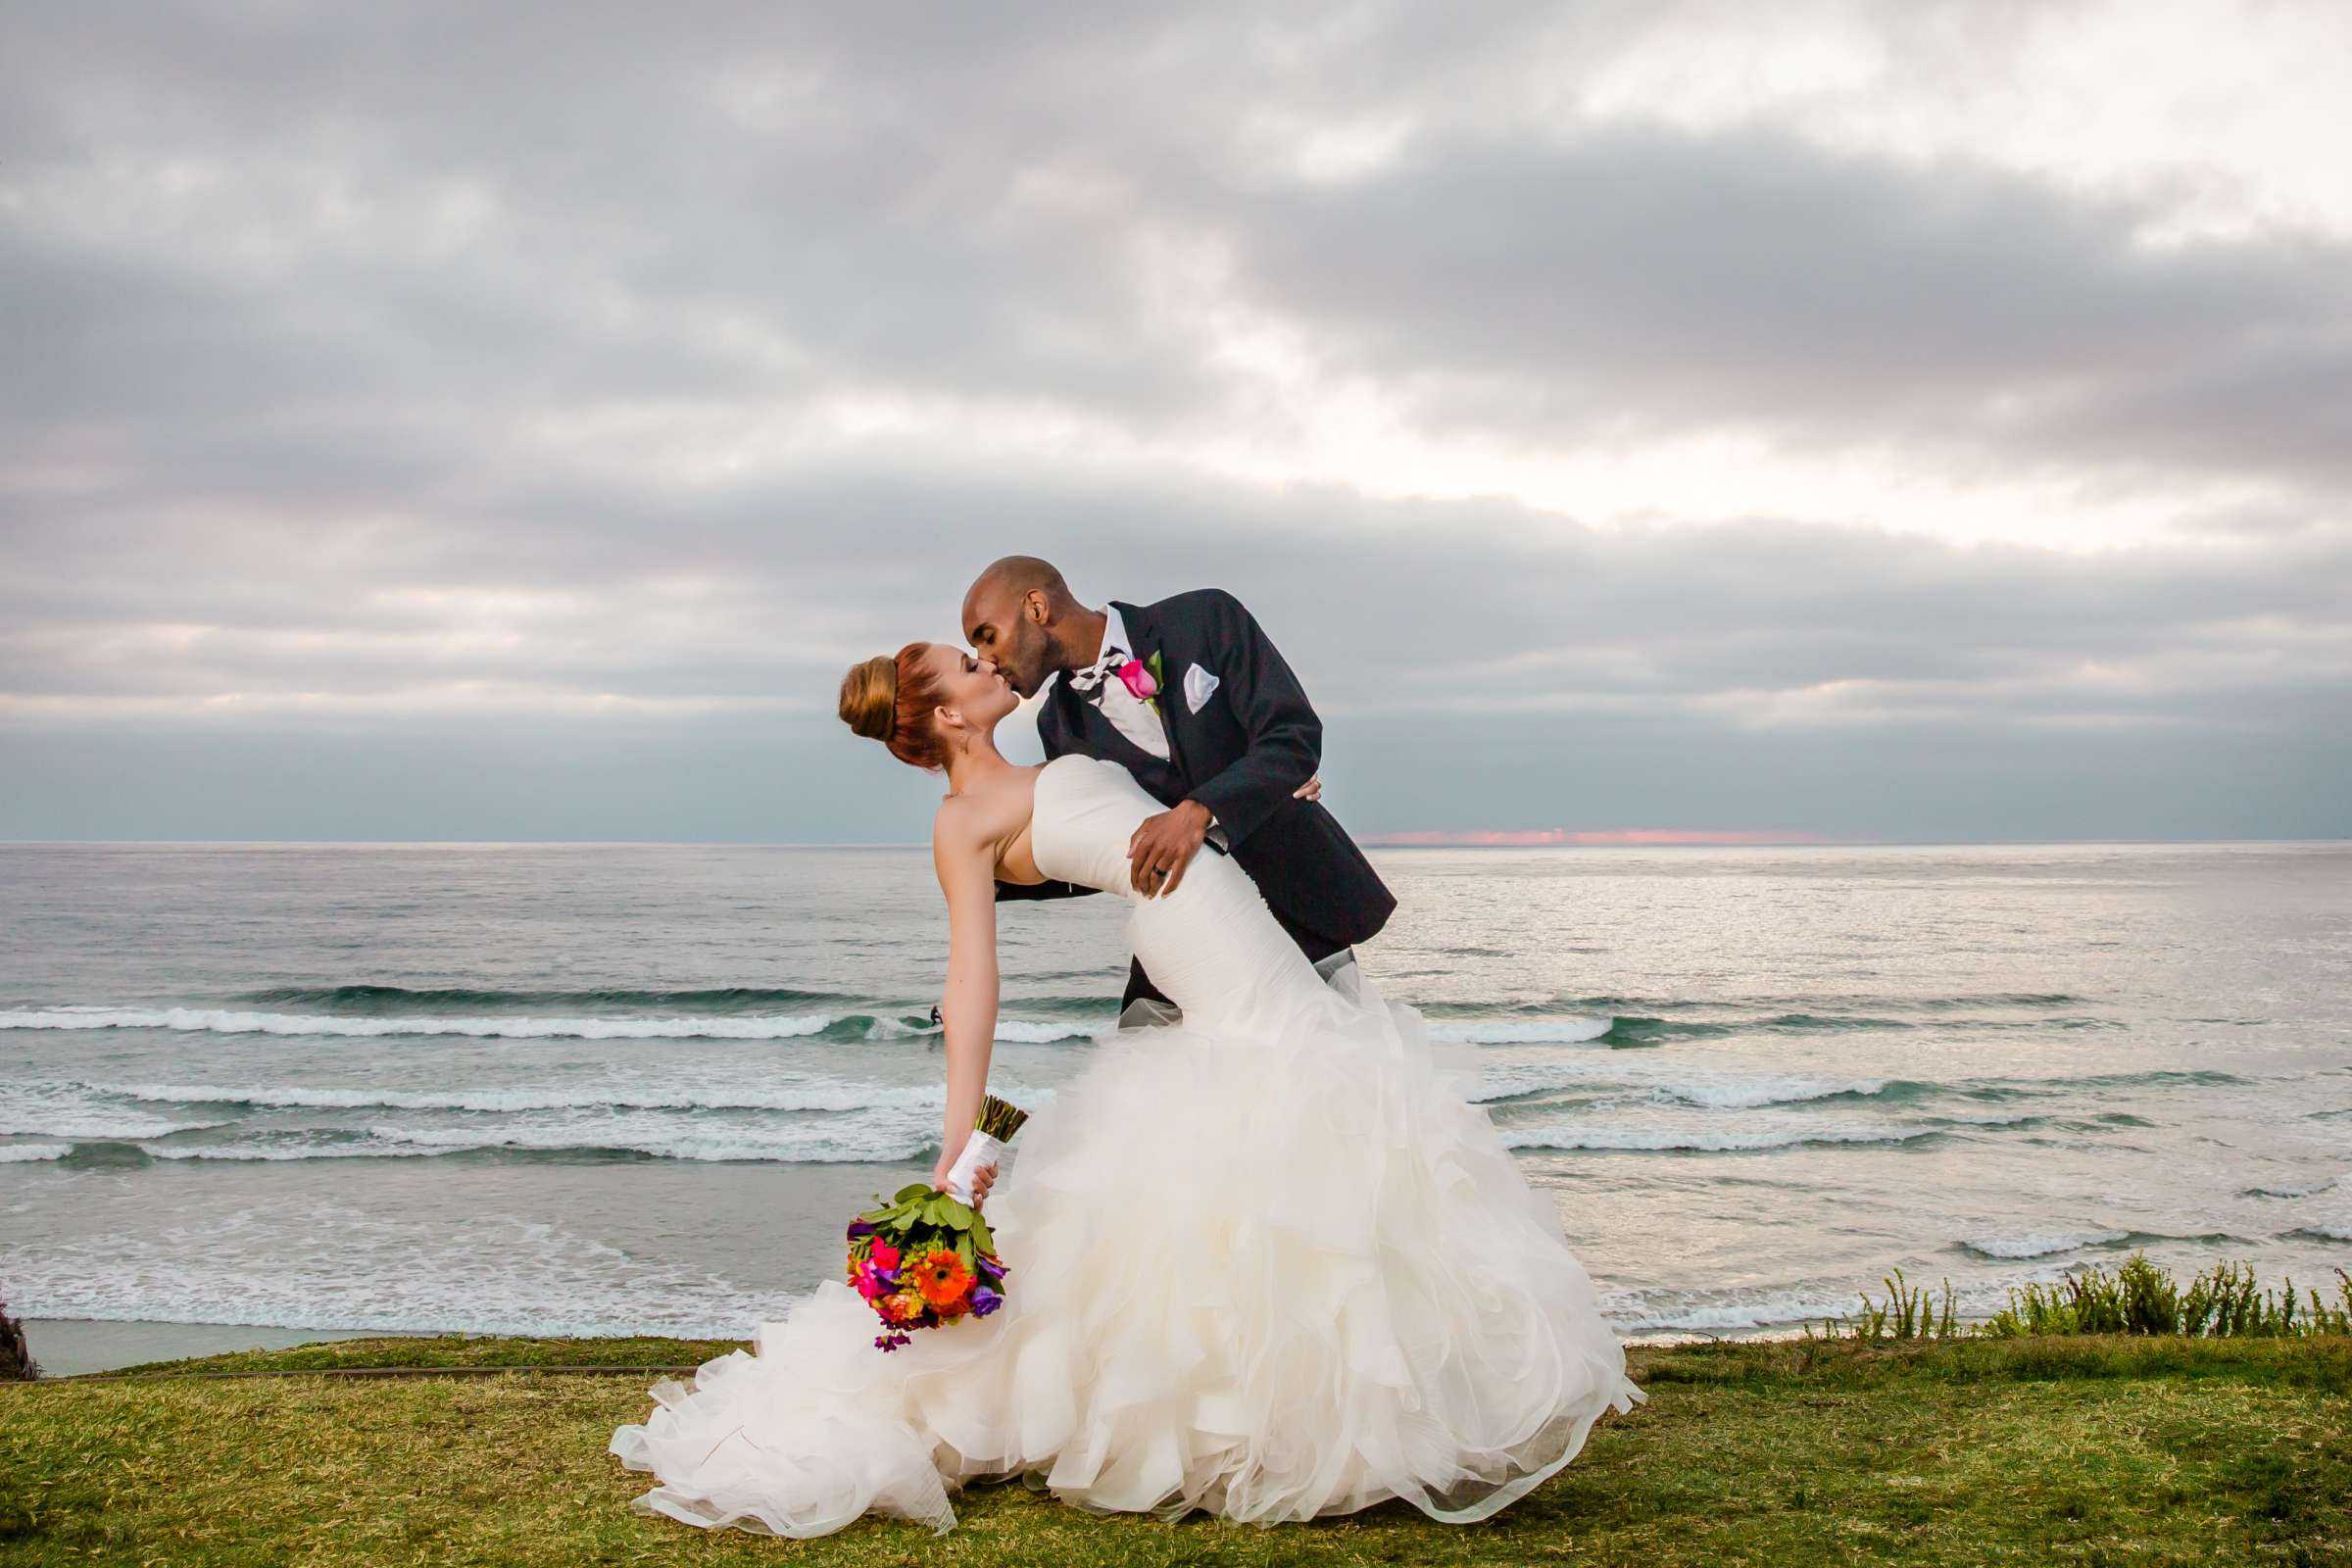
1361 828 1842 846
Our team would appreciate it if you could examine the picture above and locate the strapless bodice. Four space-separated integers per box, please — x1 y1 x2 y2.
1028 755 1165 901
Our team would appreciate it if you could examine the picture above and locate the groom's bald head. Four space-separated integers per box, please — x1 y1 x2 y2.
962 556 1097 699
969 556 1073 611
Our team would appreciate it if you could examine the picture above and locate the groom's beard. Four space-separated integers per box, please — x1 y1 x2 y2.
1026 647 1078 698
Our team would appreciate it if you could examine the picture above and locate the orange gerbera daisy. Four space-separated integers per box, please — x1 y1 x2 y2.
908 1247 974 1310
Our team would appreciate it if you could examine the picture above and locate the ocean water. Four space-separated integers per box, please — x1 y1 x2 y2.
4 840 2348 1343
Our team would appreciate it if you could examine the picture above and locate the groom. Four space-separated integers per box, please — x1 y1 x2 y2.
962 557 1395 1016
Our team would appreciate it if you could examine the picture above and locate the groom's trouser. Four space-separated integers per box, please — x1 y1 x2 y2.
1117 924 1354 1025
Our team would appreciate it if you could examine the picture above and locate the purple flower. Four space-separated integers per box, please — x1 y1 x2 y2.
847 1220 877 1239
874 1332 911 1352
977 1253 1007 1280
970 1286 1003 1317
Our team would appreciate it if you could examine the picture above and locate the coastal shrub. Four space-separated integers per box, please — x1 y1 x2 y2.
1827 1267 1959 1345
1818 1255 2352 1343
0 1298 35 1380
1983 1259 2352 1339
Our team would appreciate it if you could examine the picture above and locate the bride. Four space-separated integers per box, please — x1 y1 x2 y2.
609 641 1642 1537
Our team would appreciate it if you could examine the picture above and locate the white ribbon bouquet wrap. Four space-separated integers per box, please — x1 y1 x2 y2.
942 1130 1010 1205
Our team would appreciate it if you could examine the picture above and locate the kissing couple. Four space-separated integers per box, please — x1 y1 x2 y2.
612 558 1642 1537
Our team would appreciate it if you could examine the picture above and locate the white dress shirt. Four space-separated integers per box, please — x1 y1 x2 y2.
1065 605 1171 761
1064 604 1228 848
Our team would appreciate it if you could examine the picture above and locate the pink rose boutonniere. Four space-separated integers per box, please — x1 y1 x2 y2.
1116 656 1160 709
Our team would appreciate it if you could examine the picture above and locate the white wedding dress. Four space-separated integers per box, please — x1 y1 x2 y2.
611 755 1642 1535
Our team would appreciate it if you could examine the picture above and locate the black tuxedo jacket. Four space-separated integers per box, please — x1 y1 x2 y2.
999 589 1396 974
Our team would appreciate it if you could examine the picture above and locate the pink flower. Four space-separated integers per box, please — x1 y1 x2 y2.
869 1239 901 1270
1116 659 1158 701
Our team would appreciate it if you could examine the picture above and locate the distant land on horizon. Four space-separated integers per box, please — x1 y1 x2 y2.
1362 828 1840 846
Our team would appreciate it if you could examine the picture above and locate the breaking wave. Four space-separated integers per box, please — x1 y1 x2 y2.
0 1005 1097 1045
1504 1120 1940 1153
1959 1229 2132 1259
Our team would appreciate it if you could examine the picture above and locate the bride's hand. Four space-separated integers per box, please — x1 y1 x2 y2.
930 1147 998 1208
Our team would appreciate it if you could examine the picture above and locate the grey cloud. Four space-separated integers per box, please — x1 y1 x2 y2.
3 1 2347 840
5 465 2347 839
0 2 1218 442
12 1 2339 506
7 680 2344 844
11 450 2346 729
1214 125 2352 488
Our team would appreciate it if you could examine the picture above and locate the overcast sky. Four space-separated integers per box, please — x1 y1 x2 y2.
4 0 2346 842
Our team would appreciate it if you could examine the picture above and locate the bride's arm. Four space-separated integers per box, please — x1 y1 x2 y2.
931 803 1000 1188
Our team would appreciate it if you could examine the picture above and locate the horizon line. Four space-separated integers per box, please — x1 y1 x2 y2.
1360 828 1848 847
2 835 2347 850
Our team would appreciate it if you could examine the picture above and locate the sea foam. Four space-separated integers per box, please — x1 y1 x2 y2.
362 1114 935 1164
91 1079 945 1115
2 1005 1098 1046
1428 1016 1615 1045
0 1006 839 1041
0 1092 229 1140
1505 1120 1936 1152
1651 1074 1888 1110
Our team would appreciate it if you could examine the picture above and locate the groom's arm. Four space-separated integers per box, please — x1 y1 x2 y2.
1180 590 1320 849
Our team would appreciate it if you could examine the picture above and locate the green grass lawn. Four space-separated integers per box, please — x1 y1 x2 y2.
4 1334 2348 1566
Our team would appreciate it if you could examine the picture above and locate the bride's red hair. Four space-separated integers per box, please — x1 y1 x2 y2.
838 643 949 770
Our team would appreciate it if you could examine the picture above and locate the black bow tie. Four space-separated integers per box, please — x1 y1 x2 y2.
1066 645 1129 695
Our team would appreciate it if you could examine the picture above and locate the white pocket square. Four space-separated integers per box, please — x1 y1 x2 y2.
1183 663 1220 713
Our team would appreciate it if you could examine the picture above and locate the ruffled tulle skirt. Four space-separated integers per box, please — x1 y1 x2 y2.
610 974 1642 1536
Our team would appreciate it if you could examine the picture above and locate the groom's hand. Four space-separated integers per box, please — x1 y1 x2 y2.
1129 801 1212 897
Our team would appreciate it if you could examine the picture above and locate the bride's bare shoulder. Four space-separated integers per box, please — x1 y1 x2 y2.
930 793 982 852
930 767 1039 851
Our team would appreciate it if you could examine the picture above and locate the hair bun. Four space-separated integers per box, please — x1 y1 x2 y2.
839 655 898 743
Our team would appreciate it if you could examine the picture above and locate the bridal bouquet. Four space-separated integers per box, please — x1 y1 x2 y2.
845 1094 1029 1350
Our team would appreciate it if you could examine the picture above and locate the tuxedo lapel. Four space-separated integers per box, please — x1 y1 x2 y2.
1110 599 1188 781
1036 681 1079 758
